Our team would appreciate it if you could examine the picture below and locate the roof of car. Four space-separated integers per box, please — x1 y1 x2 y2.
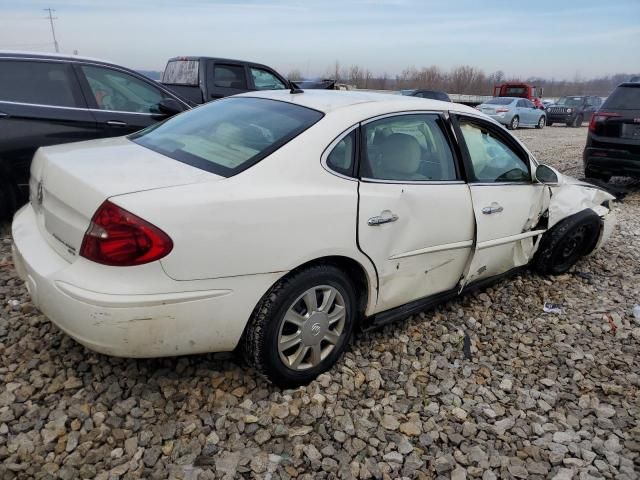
0 50 126 68
236 89 479 115
167 56 277 69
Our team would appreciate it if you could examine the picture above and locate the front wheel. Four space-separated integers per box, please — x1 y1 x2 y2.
532 210 602 275
547 121 554 126
508 116 519 130
243 265 357 388
536 116 546 129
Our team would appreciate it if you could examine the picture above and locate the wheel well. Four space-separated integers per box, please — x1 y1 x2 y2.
285 256 370 317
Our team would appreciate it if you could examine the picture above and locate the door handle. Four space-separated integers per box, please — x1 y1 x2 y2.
106 120 128 127
482 203 504 215
368 211 399 226
0 112 8 118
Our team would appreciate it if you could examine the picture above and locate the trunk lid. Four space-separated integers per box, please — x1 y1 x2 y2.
30 136 219 262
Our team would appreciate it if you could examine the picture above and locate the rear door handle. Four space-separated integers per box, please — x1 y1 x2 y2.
106 120 128 127
482 203 504 215
368 211 399 226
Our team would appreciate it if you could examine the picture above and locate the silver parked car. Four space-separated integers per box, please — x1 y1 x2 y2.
477 97 547 130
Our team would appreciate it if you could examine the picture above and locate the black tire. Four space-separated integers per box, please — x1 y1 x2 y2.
0 175 18 220
535 116 546 129
242 265 357 388
570 114 583 128
532 210 602 275
584 168 611 183
508 116 519 130
547 121 554 126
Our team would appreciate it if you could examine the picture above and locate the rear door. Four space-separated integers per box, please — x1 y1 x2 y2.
357 112 475 312
207 61 249 99
452 115 549 285
76 63 179 137
0 58 97 194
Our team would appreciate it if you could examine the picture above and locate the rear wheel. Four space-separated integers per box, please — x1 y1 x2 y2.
508 116 519 130
533 210 602 275
243 265 357 388
536 116 546 129
585 168 611 183
0 175 18 220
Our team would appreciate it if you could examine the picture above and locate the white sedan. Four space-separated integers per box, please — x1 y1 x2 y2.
12 90 615 387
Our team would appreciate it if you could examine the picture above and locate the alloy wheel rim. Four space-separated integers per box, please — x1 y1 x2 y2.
512 117 519 128
277 285 346 371
539 117 545 127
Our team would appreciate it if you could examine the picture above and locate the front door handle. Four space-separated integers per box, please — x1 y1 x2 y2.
482 203 504 215
368 211 399 226
106 120 128 127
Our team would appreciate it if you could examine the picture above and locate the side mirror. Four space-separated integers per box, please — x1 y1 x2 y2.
535 164 560 185
158 98 184 116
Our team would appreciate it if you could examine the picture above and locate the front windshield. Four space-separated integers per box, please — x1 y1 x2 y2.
555 97 585 106
131 97 323 177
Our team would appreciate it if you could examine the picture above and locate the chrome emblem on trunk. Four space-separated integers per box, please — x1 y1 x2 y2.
36 181 44 205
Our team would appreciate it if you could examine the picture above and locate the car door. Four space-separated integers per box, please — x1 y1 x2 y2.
207 62 249 99
525 99 539 124
0 58 97 196
452 115 550 285
357 113 475 312
76 63 178 137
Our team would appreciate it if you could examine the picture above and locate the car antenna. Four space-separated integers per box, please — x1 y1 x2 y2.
289 81 304 94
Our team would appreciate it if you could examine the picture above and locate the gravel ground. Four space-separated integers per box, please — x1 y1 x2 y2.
1 125 639 480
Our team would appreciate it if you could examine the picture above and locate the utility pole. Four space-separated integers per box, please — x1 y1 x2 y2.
44 8 59 53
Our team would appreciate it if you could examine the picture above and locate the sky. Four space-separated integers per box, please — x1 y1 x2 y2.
1 0 639 80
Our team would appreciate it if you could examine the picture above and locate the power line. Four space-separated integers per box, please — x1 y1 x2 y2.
44 8 59 53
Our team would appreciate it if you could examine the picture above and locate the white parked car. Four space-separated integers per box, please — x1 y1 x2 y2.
12 90 615 387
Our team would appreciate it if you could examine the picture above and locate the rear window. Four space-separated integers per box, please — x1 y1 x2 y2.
131 97 323 177
602 86 640 110
485 98 514 105
162 60 199 85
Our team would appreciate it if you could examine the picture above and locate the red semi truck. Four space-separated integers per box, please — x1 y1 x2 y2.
493 82 545 109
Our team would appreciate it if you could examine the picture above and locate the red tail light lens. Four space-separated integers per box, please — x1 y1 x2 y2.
80 201 173 266
589 112 620 132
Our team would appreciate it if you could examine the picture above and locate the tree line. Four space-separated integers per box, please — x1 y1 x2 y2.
287 62 638 97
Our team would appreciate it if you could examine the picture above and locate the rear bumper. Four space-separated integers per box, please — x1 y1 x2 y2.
584 147 640 177
12 204 282 357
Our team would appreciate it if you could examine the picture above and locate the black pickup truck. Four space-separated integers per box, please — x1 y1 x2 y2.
160 56 290 104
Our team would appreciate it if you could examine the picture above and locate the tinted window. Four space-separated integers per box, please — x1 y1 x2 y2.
0 60 81 107
602 86 640 110
250 68 285 90
214 64 247 89
362 114 457 181
162 60 199 85
459 121 530 183
81 65 165 113
131 97 323 177
326 131 355 176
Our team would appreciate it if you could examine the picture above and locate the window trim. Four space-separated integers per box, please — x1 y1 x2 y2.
451 114 534 185
357 111 464 185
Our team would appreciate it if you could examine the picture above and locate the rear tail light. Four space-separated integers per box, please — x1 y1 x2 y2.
80 201 173 266
495 108 509 113
589 112 620 132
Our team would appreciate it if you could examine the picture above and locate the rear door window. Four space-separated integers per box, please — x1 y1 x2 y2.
162 60 199 85
0 60 83 108
131 97 323 177
214 64 247 89
602 86 640 110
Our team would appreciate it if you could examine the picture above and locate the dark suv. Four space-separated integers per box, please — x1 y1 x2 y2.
0 52 190 218
583 83 640 181
546 95 602 127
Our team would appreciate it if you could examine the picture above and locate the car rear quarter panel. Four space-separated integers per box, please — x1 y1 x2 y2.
111 124 378 309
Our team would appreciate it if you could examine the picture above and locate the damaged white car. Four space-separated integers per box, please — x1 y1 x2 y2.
12 90 616 387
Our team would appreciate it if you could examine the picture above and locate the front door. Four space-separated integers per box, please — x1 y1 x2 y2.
76 64 171 137
356 113 475 312
453 115 550 285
